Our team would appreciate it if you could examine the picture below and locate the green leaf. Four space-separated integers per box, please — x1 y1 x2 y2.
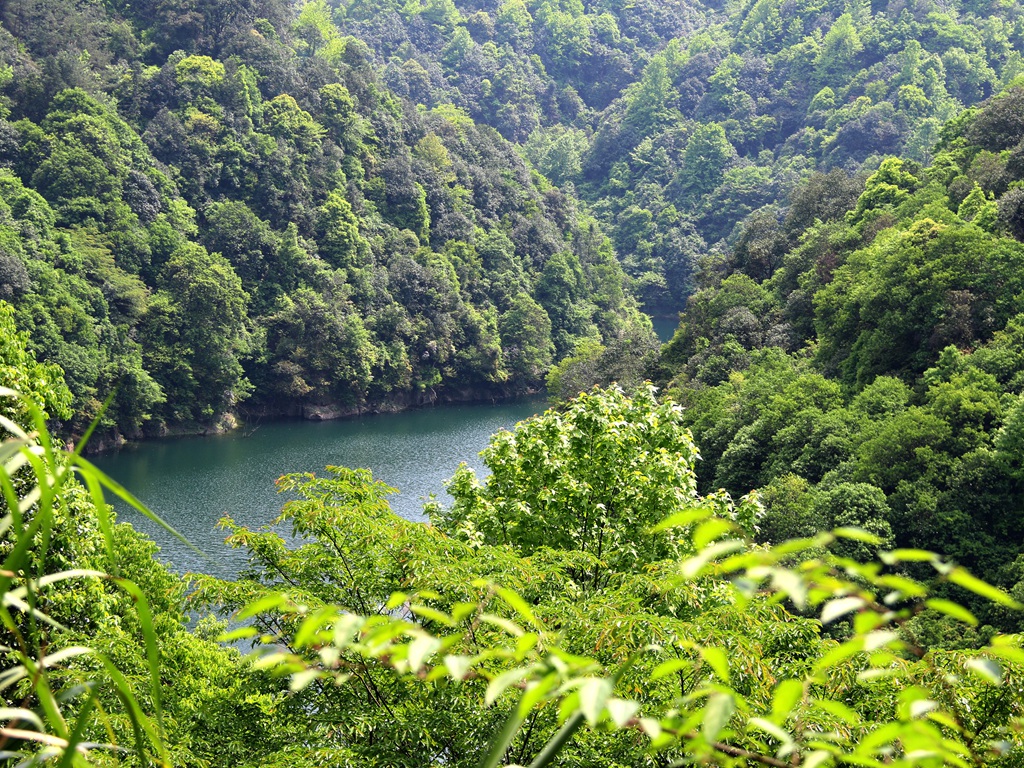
863 630 898 652
948 568 1022 609
407 635 441 673
833 527 881 544
693 518 734 550
217 626 257 642
803 750 834 768
480 613 525 637
606 698 639 728
290 669 320 692
699 646 730 683
771 679 803 722
880 548 938 563
237 593 289 620
477 703 525 768
650 658 691 681
639 718 662 739
909 699 938 719
771 569 807 610
965 658 1002 685
821 596 864 624
410 604 457 627
578 677 613 725
748 716 792 745
924 598 978 626
485 667 531 706
810 698 861 726
702 692 734 743
444 654 473 681
496 586 541 629
681 539 745 578
0 708 44 730
527 711 586 768
652 506 712 532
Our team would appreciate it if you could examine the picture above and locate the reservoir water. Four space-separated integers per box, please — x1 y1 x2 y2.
93 397 545 578
651 315 679 343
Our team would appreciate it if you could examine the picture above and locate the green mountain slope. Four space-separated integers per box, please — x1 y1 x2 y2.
0 0 650 437
660 84 1024 638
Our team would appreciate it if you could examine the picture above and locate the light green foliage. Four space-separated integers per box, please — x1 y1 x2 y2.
0 390 292 767
521 126 588 186
815 13 863 83
0 301 72 429
316 190 368 269
658 92 1024 637
217 387 1024 768
432 386 704 573
6 376 1024 767
174 54 226 91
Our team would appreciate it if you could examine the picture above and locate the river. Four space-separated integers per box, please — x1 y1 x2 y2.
93 397 546 578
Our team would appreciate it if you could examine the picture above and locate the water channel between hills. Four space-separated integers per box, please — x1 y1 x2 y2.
93 397 547 579
93 317 680 581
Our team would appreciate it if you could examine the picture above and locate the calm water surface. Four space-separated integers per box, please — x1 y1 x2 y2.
93 398 545 578
651 315 679 342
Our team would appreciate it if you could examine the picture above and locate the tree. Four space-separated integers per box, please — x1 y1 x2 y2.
432 386 706 575
0 299 72 431
206 386 1024 768
498 293 554 381
316 190 368 270
673 123 735 206
142 243 251 422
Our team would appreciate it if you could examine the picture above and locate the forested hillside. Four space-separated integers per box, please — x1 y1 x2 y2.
323 0 1024 311
1 0 1022 438
0 0 650 439
6 0 1024 764
658 84 1024 644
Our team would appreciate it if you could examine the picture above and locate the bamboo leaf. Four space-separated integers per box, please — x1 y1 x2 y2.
924 598 977 626
702 692 734 743
0 709 43 730
948 568 1022 609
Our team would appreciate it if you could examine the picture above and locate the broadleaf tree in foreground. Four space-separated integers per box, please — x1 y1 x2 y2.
192 386 1024 767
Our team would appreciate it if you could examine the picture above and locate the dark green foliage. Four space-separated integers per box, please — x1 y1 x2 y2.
0 0 652 439
658 83 1024 638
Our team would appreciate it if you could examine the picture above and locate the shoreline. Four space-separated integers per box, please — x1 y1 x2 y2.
83 384 546 454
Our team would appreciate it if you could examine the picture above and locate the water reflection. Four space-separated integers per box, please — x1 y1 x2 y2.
93 398 544 578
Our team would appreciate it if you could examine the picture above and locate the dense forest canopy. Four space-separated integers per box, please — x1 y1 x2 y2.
5 0 1024 764
3 373 1024 767
0 0 653 439
2 0 1023 438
